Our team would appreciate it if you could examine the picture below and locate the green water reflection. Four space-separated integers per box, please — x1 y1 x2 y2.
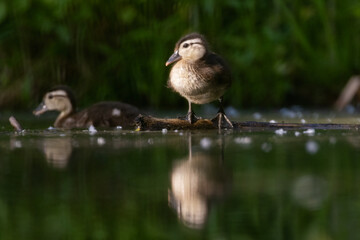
0 124 360 239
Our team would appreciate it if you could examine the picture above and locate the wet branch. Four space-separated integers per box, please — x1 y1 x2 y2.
135 115 360 131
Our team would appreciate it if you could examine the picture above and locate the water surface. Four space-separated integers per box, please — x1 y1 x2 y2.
0 111 360 239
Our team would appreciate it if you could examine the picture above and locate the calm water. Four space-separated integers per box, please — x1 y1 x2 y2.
0 110 360 239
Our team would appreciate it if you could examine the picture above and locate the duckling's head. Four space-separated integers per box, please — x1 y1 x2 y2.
33 86 76 116
166 33 209 66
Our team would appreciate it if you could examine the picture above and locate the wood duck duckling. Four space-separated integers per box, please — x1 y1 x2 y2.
166 32 233 129
33 85 140 129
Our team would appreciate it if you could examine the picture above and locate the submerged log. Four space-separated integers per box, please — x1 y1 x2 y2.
135 114 360 131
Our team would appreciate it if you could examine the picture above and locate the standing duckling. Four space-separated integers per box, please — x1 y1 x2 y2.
33 85 139 129
166 33 233 129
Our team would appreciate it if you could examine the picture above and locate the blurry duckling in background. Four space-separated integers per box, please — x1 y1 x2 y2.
33 85 140 129
166 32 233 129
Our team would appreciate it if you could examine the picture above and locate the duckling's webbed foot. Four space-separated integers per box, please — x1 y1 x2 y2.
211 112 233 129
178 111 200 124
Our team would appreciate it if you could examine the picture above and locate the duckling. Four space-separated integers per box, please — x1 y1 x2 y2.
33 86 140 129
166 33 233 128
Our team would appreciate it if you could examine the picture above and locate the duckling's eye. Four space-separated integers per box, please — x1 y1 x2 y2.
183 43 189 48
48 95 53 99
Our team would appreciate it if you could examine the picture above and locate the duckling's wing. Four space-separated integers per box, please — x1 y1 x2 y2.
83 102 140 128
200 52 232 87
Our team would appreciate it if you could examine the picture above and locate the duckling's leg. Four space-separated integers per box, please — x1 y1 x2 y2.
211 97 234 129
178 101 199 124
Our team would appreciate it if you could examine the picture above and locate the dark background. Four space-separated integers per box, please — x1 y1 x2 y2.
0 0 359 111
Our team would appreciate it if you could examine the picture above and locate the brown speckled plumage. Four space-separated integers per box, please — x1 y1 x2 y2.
166 33 233 128
33 86 139 129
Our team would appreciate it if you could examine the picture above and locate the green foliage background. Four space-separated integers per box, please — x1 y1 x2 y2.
0 0 359 110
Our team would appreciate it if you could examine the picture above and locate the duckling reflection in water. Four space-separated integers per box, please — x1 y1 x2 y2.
33 86 140 129
168 136 229 228
41 137 72 169
166 33 233 129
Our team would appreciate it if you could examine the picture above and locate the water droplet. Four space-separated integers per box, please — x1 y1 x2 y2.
306 141 319 154
97 137 106 146
253 112 262 120
261 142 272 152
200 137 212 149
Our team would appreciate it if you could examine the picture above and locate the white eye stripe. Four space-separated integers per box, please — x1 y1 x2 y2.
181 38 203 47
48 90 68 98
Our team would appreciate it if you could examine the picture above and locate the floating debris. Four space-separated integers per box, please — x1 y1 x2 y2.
162 128 168 134
9 116 22 132
116 126 123 130
148 138 154 144
88 125 97 135
97 137 106 146
275 128 287 135
48 126 56 130
301 119 306 124
269 120 277 124
261 142 272 152
234 137 252 145
306 141 319 154
200 137 212 149
303 129 315 136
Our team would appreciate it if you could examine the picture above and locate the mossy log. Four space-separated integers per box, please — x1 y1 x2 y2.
135 114 360 131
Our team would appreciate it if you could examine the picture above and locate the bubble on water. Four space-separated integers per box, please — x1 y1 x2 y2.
179 132 184 136
345 105 356 114
280 108 296 118
253 112 262 120
261 142 272 152
88 125 97 135
97 137 106 146
162 128 168 134
303 129 315 136
225 106 240 117
275 128 287 135
301 119 306 124
48 126 55 130
294 131 301 137
306 141 319 154
234 137 252 145
116 126 123 130
200 137 212 149
312 113 319 120
329 137 337 145
292 175 328 210
12 140 22 149
174 130 178 133
269 120 277 123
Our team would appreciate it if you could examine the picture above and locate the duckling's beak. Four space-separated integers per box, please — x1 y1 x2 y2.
166 51 181 66
33 102 48 116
